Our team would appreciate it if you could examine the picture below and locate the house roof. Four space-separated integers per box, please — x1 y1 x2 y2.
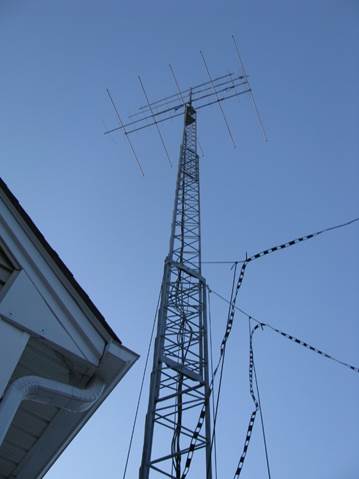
0 177 120 344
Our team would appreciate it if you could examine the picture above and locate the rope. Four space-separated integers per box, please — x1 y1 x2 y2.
229 217 359 303
211 289 359 375
233 313 359 477
233 323 261 477
208 264 238 472
208 289 218 479
180 267 240 478
122 289 161 479
180 216 359 478
203 216 359 266
265 324 359 373
250 319 272 479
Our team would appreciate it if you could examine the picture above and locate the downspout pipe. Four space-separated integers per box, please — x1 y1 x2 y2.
0 375 105 447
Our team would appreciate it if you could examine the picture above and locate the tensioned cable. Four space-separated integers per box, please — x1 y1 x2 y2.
208 263 238 474
232 308 359 477
122 289 161 479
202 216 359 266
180 216 359 478
180 271 239 478
233 322 261 477
208 289 218 479
210 288 359 374
249 318 271 479
205 215 359 373
234 291 359 478
211 291 359 478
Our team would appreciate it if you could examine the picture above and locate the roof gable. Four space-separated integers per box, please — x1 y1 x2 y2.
0 177 120 344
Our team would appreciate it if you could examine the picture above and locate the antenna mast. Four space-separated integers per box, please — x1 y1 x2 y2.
105 53 257 477
139 95 212 478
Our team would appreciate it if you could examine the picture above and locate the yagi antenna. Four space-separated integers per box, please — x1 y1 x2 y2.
104 56 254 173
138 75 173 168
105 76 250 137
135 72 236 115
200 50 237 148
106 88 145 176
232 34 268 142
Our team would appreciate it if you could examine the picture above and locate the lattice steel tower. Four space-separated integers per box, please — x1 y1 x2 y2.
105 57 254 477
139 100 212 478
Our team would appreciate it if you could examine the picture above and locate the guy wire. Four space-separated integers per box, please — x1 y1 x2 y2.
208 262 238 471
122 288 161 479
249 318 272 479
207 288 218 479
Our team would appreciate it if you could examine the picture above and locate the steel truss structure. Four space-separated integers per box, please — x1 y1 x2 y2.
105 59 255 478
139 102 212 479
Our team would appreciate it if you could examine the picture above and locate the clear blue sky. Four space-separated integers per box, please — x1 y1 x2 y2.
1 1 358 477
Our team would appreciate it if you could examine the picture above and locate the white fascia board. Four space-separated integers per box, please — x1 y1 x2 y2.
14 343 138 479
0 195 110 365
0 271 92 363
99 341 140 385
